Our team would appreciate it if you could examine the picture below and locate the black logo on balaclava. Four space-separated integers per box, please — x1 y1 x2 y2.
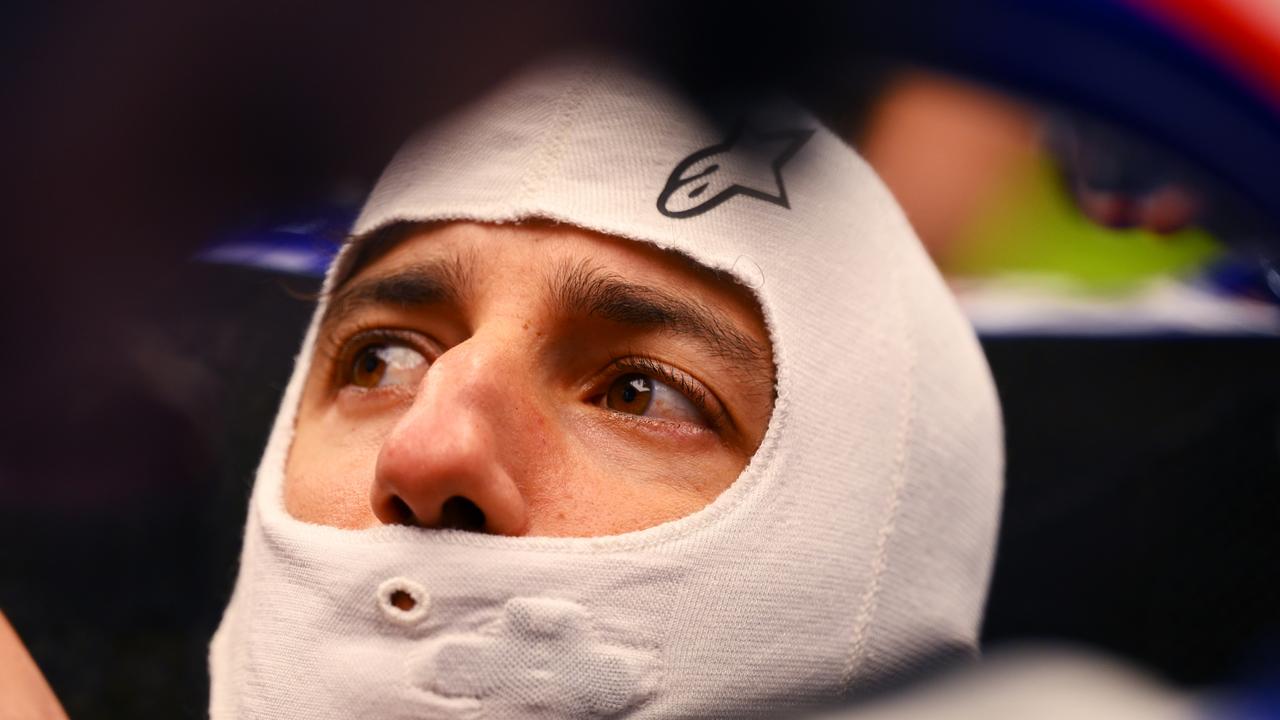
657 124 814 219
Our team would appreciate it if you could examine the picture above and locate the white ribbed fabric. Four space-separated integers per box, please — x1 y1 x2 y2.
210 56 1003 719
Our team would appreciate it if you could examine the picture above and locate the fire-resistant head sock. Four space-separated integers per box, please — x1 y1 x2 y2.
210 54 1003 719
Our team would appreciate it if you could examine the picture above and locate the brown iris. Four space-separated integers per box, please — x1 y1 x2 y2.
351 346 388 388
606 373 654 415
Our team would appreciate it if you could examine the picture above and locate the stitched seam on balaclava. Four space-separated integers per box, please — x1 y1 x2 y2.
841 237 918 688
515 64 598 206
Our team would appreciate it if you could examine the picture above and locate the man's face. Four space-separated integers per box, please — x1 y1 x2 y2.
286 221 775 536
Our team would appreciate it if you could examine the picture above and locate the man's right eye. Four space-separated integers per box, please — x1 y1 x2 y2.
348 343 429 389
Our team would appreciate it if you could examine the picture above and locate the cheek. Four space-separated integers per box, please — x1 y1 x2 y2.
527 413 748 536
284 408 393 529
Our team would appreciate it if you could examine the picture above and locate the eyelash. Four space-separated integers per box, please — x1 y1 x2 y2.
598 354 729 431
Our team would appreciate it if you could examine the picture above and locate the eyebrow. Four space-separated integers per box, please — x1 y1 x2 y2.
549 259 772 375
320 253 475 330
319 251 773 389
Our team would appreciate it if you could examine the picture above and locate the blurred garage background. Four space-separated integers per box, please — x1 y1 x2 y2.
2 1 1278 716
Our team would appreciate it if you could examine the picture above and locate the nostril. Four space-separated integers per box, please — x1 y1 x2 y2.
439 496 486 531
388 495 416 525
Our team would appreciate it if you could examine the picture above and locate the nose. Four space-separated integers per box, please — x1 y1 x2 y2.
371 339 530 535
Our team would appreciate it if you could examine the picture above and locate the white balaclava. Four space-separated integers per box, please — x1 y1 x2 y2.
210 57 1003 719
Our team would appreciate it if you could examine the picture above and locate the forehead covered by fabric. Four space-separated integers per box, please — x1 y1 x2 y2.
211 54 1003 719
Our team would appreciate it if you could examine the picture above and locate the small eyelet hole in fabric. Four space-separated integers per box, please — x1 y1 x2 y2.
377 577 430 625
390 590 415 611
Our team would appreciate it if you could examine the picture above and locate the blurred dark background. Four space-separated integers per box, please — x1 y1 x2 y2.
3 1 1279 716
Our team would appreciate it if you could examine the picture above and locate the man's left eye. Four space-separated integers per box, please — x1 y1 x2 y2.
603 373 705 425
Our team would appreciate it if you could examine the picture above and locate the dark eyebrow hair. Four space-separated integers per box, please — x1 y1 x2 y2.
549 259 772 376
320 253 475 329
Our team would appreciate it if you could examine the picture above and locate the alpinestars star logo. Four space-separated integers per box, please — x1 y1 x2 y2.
657 124 814 219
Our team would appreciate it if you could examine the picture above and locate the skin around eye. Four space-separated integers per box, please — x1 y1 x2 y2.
286 222 775 535
348 343 429 389
602 372 707 425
